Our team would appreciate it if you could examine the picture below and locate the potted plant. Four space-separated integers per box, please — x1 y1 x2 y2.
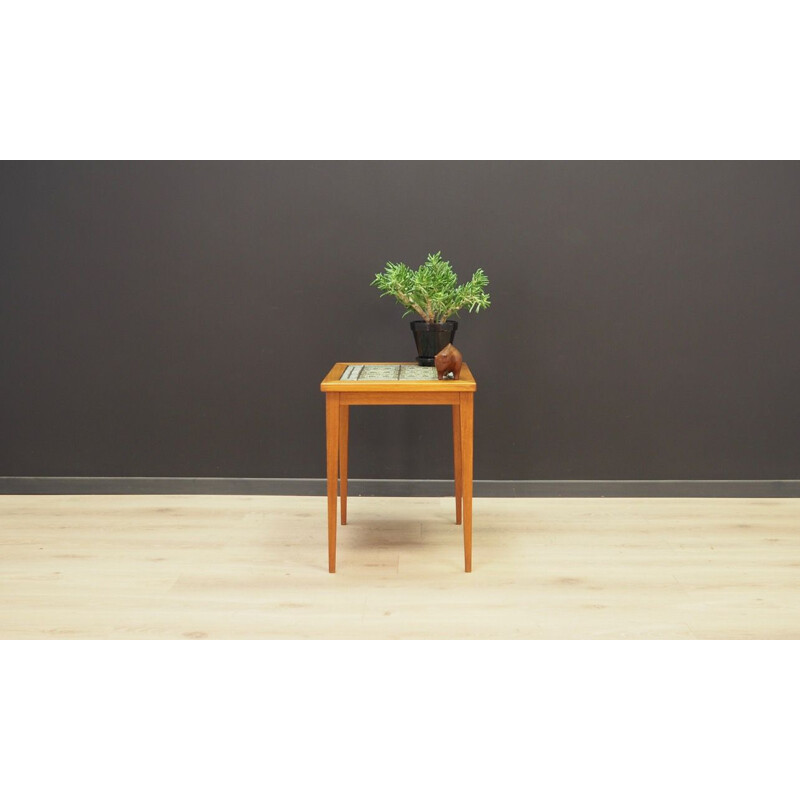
372 251 490 365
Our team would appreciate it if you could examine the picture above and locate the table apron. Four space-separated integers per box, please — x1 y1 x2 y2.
339 391 463 406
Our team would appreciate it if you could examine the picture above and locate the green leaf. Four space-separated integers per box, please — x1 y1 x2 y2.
372 252 491 322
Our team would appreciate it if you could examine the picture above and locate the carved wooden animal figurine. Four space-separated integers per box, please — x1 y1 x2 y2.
434 343 463 380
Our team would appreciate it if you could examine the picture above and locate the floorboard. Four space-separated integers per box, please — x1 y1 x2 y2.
1 495 798 639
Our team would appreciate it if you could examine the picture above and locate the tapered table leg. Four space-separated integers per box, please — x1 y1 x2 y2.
452 403 462 525
459 392 474 572
326 393 340 572
339 404 349 525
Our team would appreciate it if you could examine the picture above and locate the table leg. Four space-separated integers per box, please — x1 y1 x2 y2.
452 403 462 525
326 393 340 573
459 393 474 572
339 404 349 525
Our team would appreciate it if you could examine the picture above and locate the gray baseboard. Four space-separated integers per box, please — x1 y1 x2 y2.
1 477 799 497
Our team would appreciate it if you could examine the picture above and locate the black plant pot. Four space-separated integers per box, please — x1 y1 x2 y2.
410 320 458 366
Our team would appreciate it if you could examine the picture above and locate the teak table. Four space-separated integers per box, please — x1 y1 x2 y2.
320 362 477 573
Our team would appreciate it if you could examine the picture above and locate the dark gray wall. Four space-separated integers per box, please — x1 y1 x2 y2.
1 161 799 481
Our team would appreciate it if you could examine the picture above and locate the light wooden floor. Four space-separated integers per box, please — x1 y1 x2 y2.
1 495 798 639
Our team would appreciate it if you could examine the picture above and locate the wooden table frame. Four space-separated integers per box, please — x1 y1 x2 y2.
321 362 477 573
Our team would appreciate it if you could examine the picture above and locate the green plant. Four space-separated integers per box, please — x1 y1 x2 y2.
371 251 490 324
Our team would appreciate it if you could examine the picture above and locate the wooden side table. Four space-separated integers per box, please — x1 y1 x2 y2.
320 362 477 573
